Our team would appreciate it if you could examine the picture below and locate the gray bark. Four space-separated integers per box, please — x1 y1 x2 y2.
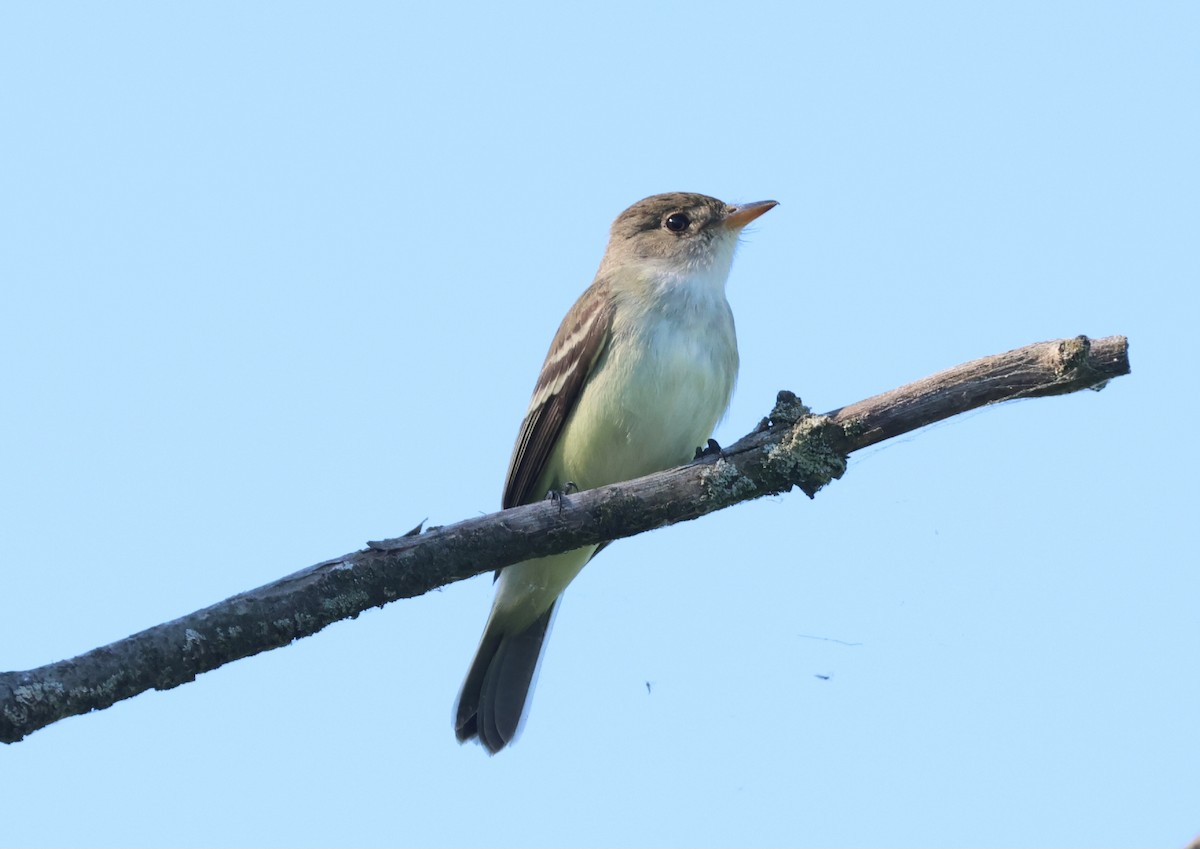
0 334 1130 744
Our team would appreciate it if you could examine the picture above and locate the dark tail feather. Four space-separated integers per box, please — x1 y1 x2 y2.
454 602 555 754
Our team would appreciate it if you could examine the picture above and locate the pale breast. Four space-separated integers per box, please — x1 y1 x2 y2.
551 303 738 492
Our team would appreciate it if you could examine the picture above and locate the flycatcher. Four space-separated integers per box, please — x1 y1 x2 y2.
454 192 777 753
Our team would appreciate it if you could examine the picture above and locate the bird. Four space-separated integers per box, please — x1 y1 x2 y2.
454 192 777 753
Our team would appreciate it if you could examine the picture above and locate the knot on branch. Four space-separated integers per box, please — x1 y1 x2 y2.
769 389 811 426
1027 335 1124 397
1055 335 1091 376
766 413 848 498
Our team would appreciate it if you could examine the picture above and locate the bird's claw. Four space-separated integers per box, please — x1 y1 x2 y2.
547 481 578 513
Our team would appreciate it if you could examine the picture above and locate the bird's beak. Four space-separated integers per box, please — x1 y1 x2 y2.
723 200 778 230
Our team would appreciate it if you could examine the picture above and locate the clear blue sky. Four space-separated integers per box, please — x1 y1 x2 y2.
2 3 1195 847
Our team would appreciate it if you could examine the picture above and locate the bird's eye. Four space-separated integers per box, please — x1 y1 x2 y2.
664 212 690 233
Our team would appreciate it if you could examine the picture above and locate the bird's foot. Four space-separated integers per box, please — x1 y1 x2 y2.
546 481 578 513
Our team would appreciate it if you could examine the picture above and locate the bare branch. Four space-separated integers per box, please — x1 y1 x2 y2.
0 335 1129 743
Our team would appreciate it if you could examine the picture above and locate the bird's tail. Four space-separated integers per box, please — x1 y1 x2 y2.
453 602 556 754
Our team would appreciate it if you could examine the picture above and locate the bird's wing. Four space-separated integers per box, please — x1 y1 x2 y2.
502 278 614 509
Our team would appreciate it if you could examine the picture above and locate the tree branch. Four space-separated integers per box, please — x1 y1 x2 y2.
0 334 1130 744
